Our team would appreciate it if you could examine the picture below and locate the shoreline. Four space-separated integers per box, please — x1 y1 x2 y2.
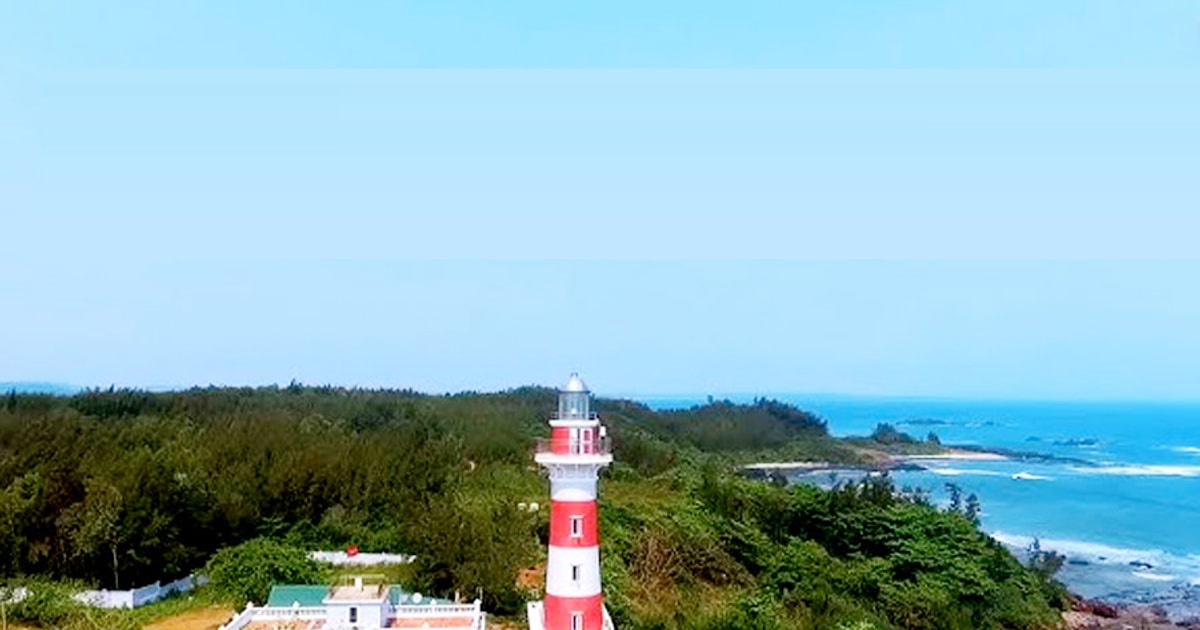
1065 588 1200 628
743 448 1200 626
741 446 1012 474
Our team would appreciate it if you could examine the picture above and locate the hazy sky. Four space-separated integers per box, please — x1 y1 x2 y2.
3 2 1199 398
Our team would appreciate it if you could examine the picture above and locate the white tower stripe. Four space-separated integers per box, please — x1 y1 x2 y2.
545 546 603 597
551 480 598 502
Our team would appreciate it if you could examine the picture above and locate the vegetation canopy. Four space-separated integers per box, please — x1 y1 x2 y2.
0 386 1068 628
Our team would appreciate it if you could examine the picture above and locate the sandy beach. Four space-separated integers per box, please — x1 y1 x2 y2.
744 448 1010 473
898 449 1009 461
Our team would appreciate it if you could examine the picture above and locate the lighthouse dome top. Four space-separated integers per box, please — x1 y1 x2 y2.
563 373 589 393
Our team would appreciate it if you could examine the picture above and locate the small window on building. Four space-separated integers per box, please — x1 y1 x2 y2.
571 611 584 630
349 607 357 623
571 564 581 583
570 515 583 538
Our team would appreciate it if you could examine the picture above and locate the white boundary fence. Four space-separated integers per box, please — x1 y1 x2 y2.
309 550 414 565
72 573 208 609
4 576 205 610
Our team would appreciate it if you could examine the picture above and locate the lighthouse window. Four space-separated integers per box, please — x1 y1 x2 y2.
570 515 583 538
571 564 581 583
571 612 584 630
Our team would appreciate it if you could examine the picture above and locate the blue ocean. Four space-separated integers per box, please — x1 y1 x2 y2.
639 395 1200 601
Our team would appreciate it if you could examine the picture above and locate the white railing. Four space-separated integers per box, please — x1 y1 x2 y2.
217 603 326 630
216 597 485 629
522 602 611 630
217 604 256 630
394 599 483 628
534 437 612 457
391 603 480 616
251 606 326 619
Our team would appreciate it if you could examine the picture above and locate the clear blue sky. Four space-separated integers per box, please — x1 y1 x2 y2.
2 2 1200 399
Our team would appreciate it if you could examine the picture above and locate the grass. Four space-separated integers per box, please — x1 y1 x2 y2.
328 563 418 589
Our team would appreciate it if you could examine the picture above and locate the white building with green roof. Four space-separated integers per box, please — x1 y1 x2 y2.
218 576 485 630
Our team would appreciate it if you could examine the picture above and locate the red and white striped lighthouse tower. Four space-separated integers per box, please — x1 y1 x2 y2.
534 373 612 630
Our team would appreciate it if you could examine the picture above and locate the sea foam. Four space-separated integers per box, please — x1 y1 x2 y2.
1011 471 1052 481
1132 571 1178 582
1072 464 1200 477
990 531 1200 586
925 467 1008 477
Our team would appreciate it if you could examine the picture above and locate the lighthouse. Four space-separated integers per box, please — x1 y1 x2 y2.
533 373 613 630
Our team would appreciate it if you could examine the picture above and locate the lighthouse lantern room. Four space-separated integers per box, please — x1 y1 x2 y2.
531 373 613 630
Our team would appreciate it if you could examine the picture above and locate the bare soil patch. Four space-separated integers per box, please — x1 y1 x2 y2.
143 605 236 630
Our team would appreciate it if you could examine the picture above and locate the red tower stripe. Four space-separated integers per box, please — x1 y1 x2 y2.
551 426 571 454
549 501 599 547
545 592 603 630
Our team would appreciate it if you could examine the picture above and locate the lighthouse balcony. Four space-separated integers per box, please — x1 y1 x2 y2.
551 411 600 421
534 437 613 465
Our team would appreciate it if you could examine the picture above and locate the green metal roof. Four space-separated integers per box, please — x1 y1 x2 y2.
266 585 328 607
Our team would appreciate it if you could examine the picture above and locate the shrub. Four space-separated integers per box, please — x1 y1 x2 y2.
203 538 325 606
7 580 84 626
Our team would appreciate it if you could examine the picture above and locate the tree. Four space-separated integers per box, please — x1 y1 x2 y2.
203 538 325 606
871 423 915 445
409 491 537 614
58 481 124 589
944 482 963 513
964 494 981 525
1026 538 1065 578
0 474 41 575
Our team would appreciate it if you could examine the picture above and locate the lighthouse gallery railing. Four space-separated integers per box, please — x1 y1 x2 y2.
533 436 612 456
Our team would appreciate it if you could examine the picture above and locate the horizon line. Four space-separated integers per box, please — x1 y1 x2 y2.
4 380 1199 406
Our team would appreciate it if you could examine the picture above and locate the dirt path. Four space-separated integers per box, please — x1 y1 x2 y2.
143 606 235 630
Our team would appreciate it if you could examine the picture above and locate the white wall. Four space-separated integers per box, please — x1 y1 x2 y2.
310 551 414 565
72 573 208 609
325 602 386 628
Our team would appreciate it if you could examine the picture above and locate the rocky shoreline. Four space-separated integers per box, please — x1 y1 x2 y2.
1066 586 1200 628
1070 584 1200 628
743 450 1200 628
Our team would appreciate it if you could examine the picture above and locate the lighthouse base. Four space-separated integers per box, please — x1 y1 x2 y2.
526 600 616 630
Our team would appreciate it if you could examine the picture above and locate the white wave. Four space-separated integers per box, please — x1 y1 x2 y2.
1132 571 1178 582
1072 464 1200 477
1173 446 1200 456
1011 472 1053 481
926 467 1008 477
989 532 1158 564
989 532 1200 584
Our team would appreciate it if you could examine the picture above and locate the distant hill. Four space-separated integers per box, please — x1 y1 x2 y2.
0 381 78 395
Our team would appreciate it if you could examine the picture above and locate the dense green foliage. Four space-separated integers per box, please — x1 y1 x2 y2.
204 537 325 606
598 468 1066 629
0 386 1067 628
